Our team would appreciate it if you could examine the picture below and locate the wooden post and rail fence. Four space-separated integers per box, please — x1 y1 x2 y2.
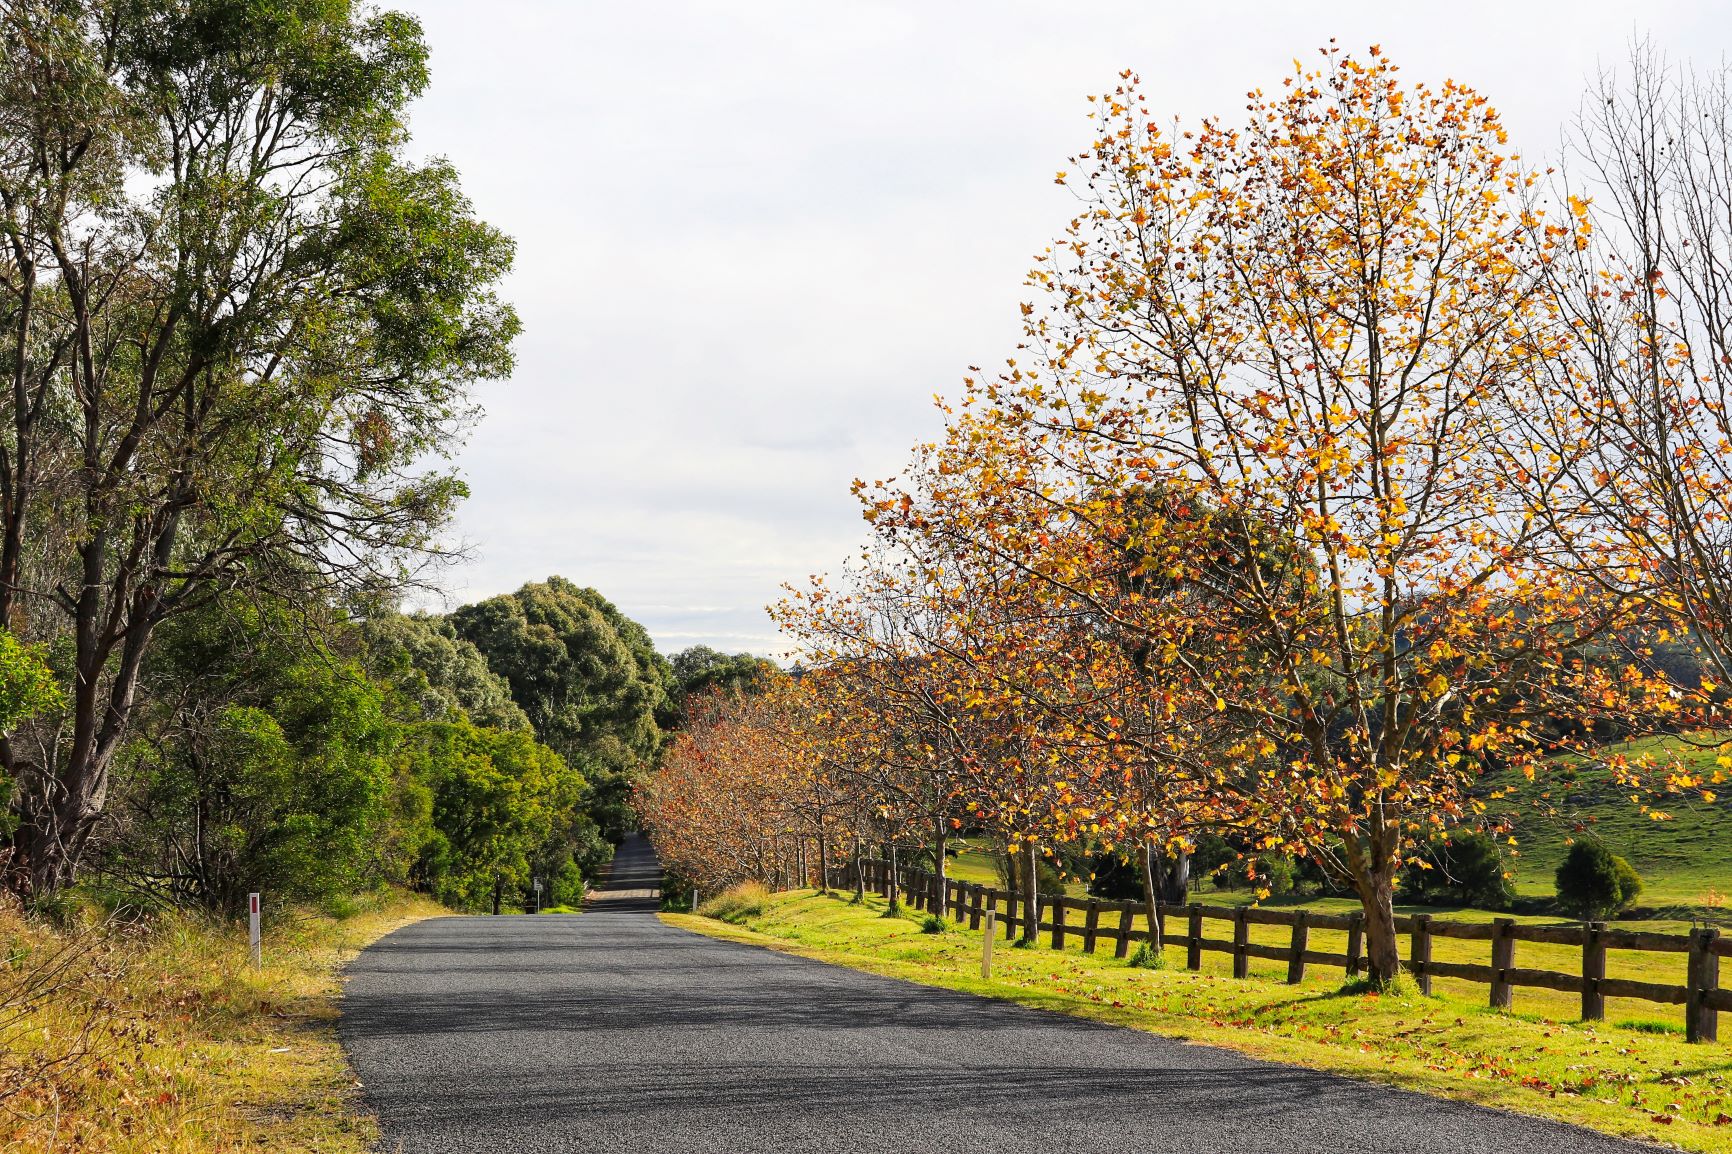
824 856 1730 1044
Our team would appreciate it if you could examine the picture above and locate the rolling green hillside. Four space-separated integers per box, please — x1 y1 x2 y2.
1489 735 1730 912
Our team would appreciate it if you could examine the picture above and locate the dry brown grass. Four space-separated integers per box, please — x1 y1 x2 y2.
0 887 444 1152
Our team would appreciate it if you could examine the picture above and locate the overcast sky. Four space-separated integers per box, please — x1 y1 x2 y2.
395 0 1730 658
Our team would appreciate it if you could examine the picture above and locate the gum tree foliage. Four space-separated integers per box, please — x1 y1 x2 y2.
449 577 674 839
358 613 529 731
111 597 397 909
0 0 519 895
0 630 60 832
669 645 774 713
398 718 582 913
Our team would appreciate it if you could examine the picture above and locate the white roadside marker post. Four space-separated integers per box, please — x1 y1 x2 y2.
248 892 262 969
982 909 995 979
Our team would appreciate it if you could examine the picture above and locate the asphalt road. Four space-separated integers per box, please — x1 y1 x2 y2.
341 836 1653 1153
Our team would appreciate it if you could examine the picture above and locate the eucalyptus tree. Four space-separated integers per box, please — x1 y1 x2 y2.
0 0 518 894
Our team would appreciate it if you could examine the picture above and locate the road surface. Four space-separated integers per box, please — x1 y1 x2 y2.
340 835 1652 1153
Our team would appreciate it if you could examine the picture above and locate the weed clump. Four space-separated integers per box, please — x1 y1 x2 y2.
696 882 769 925
920 914 946 934
1128 940 1167 969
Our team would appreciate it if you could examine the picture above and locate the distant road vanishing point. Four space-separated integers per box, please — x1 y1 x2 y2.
339 835 1653 1153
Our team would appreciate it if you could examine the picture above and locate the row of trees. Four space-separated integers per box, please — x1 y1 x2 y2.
7 572 688 915
641 46 1732 985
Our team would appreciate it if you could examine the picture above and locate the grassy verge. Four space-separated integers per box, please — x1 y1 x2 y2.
1 887 445 1152
666 887 1732 1152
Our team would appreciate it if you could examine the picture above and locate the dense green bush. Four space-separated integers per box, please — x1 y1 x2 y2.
402 721 584 912
1555 840 1643 919
111 602 396 910
1400 832 1514 910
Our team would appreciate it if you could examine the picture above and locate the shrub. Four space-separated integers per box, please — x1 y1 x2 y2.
920 914 946 934
1128 940 1166 969
1191 833 1238 880
1555 840 1643 919
1399 832 1514 910
548 859 586 908
1248 853 1296 896
1086 851 1145 900
696 881 769 924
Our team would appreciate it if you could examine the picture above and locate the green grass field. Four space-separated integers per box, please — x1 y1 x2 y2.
670 887 1732 1153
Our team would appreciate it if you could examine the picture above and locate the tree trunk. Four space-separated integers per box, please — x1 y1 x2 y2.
1346 833 1401 984
492 875 503 915
818 827 829 894
1022 840 1040 945
1358 871 1401 984
1161 849 1190 905
933 821 948 920
853 837 865 902
887 842 900 912
1139 839 1165 952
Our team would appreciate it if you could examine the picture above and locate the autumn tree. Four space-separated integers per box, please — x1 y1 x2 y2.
1523 48 1732 794
637 686 829 895
774 559 996 920
951 49 1673 982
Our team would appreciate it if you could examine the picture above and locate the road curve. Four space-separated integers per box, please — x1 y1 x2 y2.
340 836 1653 1153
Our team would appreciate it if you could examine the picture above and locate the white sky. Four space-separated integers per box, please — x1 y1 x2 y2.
396 0 1731 658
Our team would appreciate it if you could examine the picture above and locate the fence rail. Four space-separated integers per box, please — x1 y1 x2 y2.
830 857 1727 1044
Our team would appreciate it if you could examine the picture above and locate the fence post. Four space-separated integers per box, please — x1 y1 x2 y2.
1490 918 1515 1010
969 886 984 931
1187 903 1203 971
982 910 995 979
1346 913 1364 978
1687 927 1721 1044
1287 911 1309 985
1051 898 1067 950
1409 914 1433 995
1115 905 1134 959
1083 900 1101 955
1581 921 1606 1022
248 892 262 969
1232 907 1250 979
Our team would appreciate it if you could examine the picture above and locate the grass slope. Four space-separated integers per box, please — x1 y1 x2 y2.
669 888 1732 1153
1492 735 1732 911
1 888 445 1152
